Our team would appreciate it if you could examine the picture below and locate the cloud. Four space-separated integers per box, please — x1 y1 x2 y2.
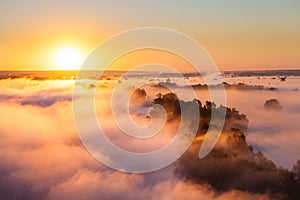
219 89 300 168
0 78 74 107
0 78 293 200
47 170 272 200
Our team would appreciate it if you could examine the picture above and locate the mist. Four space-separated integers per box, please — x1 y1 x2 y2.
0 75 299 200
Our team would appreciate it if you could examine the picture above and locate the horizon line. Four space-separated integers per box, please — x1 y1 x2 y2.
0 68 300 72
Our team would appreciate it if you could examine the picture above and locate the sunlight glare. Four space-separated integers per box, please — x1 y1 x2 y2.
55 47 82 69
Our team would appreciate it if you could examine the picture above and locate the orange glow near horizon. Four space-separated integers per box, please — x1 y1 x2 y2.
107 49 196 72
1 34 299 71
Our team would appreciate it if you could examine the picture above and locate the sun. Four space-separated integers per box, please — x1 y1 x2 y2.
55 47 82 69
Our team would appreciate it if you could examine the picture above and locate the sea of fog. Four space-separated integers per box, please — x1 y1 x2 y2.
0 70 299 169
0 70 299 200
120 71 300 169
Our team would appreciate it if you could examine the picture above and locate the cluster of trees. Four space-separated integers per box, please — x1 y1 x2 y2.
264 99 282 110
175 127 300 199
151 91 300 200
152 92 249 134
152 81 277 90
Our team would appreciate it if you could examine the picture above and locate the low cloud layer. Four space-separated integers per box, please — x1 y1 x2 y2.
0 79 74 107
0 78 298 200
220 89 300 168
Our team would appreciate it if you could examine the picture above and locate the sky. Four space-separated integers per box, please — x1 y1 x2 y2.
0 0 300 71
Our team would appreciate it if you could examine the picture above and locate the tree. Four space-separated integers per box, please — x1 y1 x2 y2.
292 160 300 180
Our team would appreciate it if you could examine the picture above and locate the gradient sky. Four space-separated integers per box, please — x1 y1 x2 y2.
1 0 300 71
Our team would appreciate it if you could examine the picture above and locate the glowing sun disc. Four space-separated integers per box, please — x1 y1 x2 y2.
55 47 82 69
